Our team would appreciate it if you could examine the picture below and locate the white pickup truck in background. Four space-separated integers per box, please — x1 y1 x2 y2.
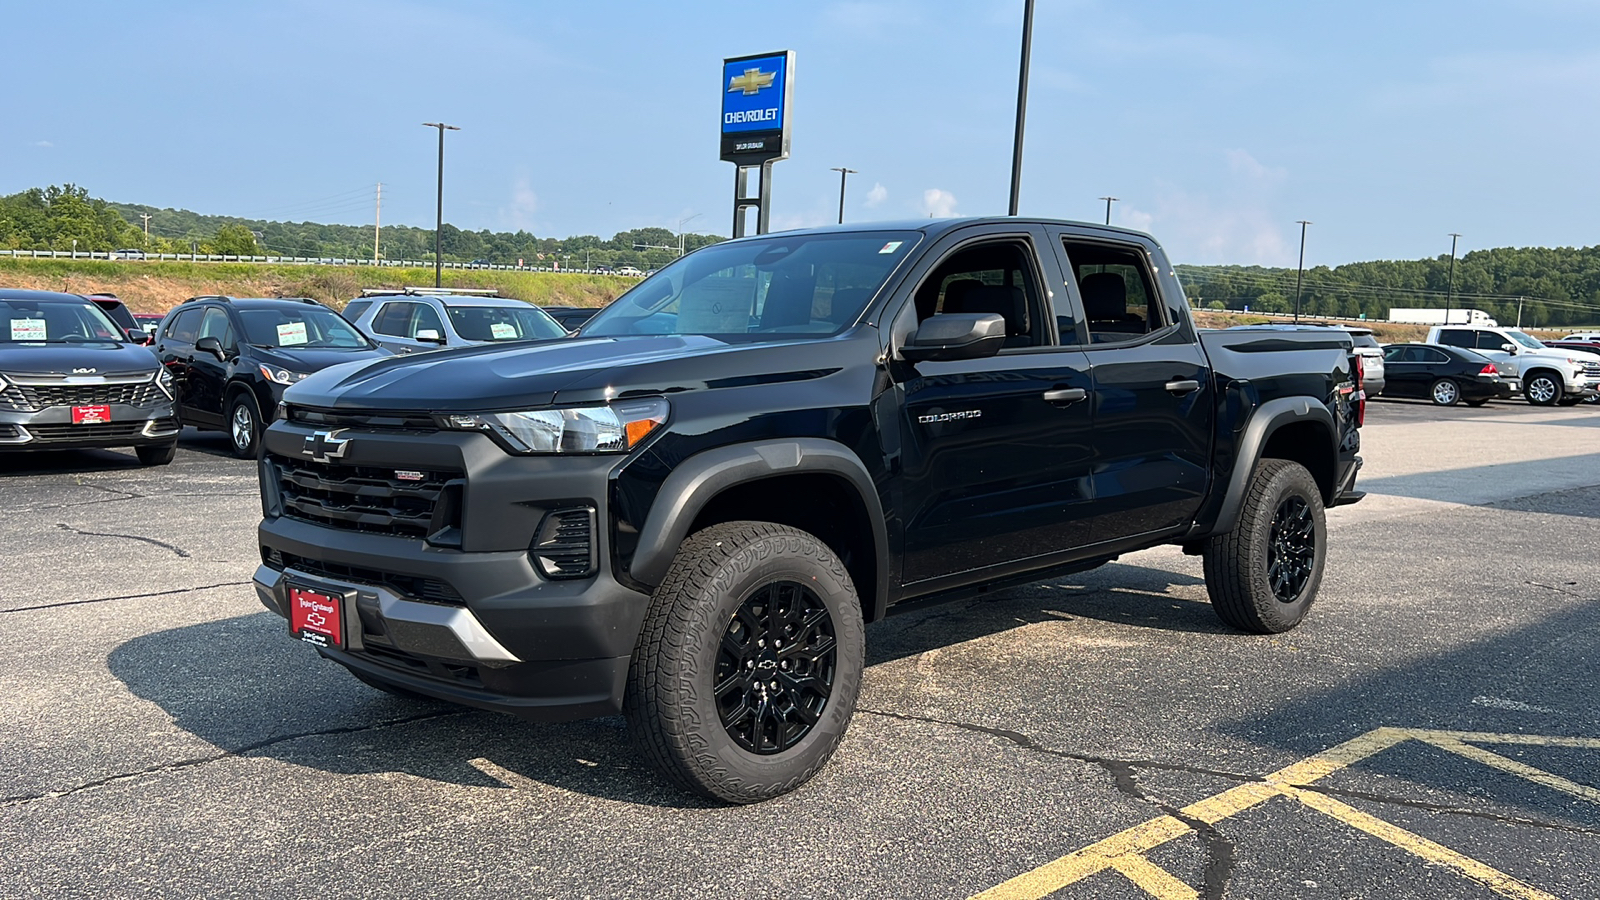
1427 324 1600 405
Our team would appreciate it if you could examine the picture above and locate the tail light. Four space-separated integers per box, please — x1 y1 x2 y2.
1480 363 1498 375
1353 355 1365 427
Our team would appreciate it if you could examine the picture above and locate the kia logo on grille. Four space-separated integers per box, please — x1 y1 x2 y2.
302 429 351 464
72 367 96 374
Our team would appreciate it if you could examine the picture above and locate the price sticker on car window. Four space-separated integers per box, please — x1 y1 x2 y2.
276 321 309 346
490 322 517 339
10 318 46 341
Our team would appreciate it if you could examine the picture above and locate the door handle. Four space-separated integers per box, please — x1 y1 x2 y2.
1043 387 1087 404
1165 379 1201 395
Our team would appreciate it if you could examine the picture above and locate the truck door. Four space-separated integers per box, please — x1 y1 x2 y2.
890 227 1097 585
1049 231 1214 544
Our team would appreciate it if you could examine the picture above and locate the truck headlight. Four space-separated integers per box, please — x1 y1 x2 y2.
446 398 668 454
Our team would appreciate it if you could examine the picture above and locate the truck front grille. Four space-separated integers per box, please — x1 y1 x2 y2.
269 453 461 539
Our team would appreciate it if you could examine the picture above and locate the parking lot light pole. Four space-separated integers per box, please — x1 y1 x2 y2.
829 167 857 224
1099 196 1118 225
1446 233 1461 326
1294 220 1311 324
676 213 703 257
423 122 460 288
1008 0 1035 216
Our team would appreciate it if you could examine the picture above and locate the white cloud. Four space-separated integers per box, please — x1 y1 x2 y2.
32 140 53 148
921 188 958 218
502 175 538 231
1225 149 1286 186
864 182 887 208
1119 207 1155 233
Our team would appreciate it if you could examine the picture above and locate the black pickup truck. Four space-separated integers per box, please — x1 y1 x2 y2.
253 218 1363 803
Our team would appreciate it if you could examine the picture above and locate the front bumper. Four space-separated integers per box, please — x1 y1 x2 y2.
0 402 178 451
254 419 653 722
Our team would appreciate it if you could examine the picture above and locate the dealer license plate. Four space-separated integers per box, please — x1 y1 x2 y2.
72 405 112 424
288 584 344 648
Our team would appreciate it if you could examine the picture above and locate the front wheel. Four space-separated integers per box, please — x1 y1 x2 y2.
227 393 262 458
1430 378 1460 406
1524 372 1563 406
624 521 865 804
1202 459 1327 634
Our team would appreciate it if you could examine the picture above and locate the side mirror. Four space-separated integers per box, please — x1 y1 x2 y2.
900 313 1006 363
195 336 227 359
125 328 151 345
415 329 445 344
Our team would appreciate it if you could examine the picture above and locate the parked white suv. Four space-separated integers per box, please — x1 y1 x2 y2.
1428 325 1600 406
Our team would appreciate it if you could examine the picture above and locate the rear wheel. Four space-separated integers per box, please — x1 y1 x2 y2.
624 521 865 804
135 442 176 466
1429 378 1460 406
1203 459 1327 634
227 393 262 458
1524 371 1562 406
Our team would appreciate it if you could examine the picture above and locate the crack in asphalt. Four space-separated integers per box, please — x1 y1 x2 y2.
1525 580 1597 602
11 483 145 512
55 522 192 558
862 708 1600 891
0 709 469 808
0 580 253 614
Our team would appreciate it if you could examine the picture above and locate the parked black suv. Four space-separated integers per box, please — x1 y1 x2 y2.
156 297 389 457
1 289 178 464
254 218 1364 803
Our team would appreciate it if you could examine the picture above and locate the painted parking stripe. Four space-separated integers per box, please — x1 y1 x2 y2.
972 727 1598 900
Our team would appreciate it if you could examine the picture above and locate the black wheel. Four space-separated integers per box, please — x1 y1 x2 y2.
1429 378 1461 406
624 521 865 804
227 393 262 458
1202 459 1326 634
135 442 176 466
1524 371 1562 406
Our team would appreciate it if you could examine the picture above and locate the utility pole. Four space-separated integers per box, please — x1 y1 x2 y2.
829 167 857 224
1516 296 1524 328
1099 196 1118 225
1294 220 1312 324
422 122 460 288
676 213 702 258
1445 233 1461 326
138 213 152 240
373 182 382 266
1008 0 1035 216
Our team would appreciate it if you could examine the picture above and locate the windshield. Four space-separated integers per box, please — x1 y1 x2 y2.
239 307 372 349
1506 330 1544 350
581 231 921 339
2 298 125 343
447 306 567 341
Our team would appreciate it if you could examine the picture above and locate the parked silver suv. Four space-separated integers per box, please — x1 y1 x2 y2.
342 288 568 355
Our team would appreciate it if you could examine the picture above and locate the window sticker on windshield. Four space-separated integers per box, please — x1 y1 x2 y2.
879 241 903 254
678 278 756 333
490 322 517 339
10 318 47 341
276 321 309 346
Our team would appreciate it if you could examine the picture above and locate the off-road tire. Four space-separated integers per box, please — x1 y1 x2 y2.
227 392 262 459
136 442 176 466
624 521 865 804
1429 378 1460 406
1202 459 1327 634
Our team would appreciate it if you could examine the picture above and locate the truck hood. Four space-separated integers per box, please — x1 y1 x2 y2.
283 334 858 411
0 341 160 377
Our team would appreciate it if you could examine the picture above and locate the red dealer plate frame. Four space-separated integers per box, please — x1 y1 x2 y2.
288 584 345 649
72 405 112 424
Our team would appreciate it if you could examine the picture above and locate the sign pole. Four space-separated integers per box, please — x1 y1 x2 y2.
721 51 793 237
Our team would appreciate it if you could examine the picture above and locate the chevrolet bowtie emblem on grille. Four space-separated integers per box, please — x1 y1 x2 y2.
302 429 350 464
728 67 776 95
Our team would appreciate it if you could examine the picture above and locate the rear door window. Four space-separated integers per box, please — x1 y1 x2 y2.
1058 239 1166 343
166 308 202 343
372 302 414 337
342 299 373 322
1436 329 1472 348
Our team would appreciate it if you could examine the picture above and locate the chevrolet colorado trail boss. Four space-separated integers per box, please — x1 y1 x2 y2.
254 218 1364 803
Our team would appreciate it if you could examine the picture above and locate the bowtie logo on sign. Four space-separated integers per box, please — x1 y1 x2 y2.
728 67 775 95
301 428 351 464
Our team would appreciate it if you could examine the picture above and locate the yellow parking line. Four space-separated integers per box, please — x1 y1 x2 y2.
1281 785 1561 900
1423 735 1600 805
1107 854 1199 900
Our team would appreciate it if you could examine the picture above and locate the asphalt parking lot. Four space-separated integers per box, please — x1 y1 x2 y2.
3 399 1598 899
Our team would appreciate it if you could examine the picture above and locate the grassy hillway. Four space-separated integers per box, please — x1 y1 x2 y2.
0 258 1563 341
0 258 632 314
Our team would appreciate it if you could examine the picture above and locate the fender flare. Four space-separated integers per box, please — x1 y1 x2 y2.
628 438 890 618
1197 395 1336 539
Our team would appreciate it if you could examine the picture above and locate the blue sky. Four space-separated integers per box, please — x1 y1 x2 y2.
6 1 1598 267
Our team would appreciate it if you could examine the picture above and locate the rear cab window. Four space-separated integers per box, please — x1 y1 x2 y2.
1057 238 1170 344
